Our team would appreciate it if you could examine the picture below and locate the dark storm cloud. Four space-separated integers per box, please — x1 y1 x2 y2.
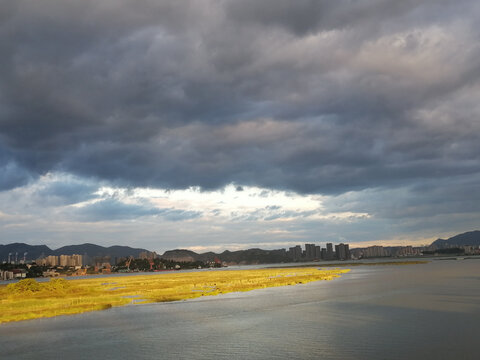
0 145 32 190
34 176 99 205
1 0 480 195
225 0 436 36
0 160 31 190
323 173 480 223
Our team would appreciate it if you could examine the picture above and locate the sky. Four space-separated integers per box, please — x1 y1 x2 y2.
1 0 480 253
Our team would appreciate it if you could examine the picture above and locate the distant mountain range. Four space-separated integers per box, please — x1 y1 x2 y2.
161 248 289 264
430 230 480 248
1 230 479 264
0 242 289 265
0 243 150 263
0 243 52 262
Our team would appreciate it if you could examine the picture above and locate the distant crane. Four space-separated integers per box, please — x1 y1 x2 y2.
125 256 134 271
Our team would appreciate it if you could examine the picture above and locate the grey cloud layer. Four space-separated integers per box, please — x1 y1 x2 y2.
1 0 480 195
71 198 201 222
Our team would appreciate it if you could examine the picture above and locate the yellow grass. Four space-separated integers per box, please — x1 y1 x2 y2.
0 267 349 324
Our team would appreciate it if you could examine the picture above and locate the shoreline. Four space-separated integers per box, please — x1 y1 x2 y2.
267 260 430 268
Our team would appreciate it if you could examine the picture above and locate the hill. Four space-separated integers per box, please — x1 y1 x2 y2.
0 243 150 264
53 243 149 260
161 249 203 262
216 248 289 264
0 243 53 262
430 230 480 248
160 248 289 265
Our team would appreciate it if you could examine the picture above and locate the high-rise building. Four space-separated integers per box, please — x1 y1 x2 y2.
59 254 83 267
305 244 316 260
335 243 350 260
287 245 303 261
294 245 302 261
37 255 59 267
326 243 334 260
288 247 295 260
59 255 69 267
71 254 83 267
363 246 387 258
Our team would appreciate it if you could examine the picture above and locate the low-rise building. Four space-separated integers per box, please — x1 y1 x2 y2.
43 270 60 277
1 270 14 281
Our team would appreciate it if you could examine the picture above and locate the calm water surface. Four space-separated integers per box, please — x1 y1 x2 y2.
1 260 479 359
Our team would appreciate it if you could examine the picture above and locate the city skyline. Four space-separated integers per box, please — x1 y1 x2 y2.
4 230 478 265
1 1 480 252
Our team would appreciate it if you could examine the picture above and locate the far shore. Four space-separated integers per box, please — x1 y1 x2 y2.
267 260 430 268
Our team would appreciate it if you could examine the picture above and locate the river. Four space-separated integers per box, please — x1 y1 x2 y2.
1 259 479 359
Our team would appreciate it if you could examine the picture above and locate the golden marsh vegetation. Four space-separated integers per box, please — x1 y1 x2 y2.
0 267 349 324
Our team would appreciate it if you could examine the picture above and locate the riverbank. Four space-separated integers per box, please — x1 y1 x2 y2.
268 260 430 268
0 267 349 324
